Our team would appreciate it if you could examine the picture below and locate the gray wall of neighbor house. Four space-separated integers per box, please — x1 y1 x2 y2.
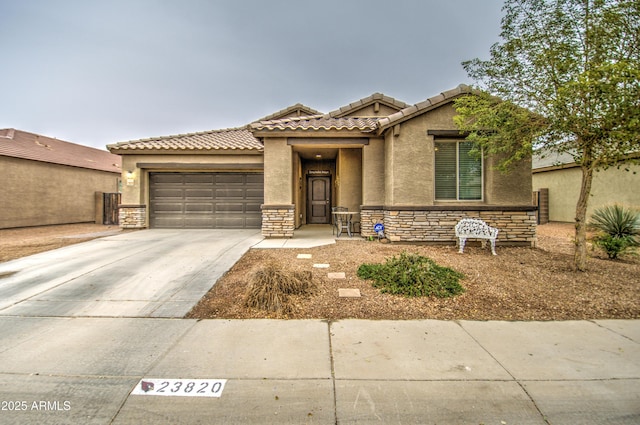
533 163 640 222
1 156 120 229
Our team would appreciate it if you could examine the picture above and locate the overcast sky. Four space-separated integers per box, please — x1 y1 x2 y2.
1 0 505 150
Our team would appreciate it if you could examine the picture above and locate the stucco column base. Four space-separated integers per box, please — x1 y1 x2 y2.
119 205 147 229
360 206 385 238
261 205 294 238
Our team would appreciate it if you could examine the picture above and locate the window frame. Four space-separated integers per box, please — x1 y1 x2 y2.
434 140 484 201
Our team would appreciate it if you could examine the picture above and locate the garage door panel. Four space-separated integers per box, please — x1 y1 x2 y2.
245 217 262 228
215 217 247 228
215 174 246 184
246 174 263 184
245 202 262 212
153 203 184 213
152 174 184 184
185 189 214 199
184 217 215 228
150 172 263 229
185 203 214 213
215 203 244 213
153 217 185 228
152 188 184 199
184 174 215 184
216 188 245 199
245 188 263 199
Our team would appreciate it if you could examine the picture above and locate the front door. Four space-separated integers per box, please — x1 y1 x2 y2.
307 176 331 224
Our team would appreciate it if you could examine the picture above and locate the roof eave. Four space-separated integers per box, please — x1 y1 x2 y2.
250 127 376 139
108 147 263 155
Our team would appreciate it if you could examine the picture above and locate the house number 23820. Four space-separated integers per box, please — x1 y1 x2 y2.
132 378 227 398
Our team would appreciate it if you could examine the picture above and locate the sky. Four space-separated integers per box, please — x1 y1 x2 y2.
0 0 505 150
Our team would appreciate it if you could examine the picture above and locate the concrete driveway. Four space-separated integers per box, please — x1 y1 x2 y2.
0 229 263 318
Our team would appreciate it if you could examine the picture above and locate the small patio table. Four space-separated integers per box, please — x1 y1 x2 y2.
332 211 359 237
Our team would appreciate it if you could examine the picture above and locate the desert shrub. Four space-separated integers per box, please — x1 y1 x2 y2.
357 251 464 297
590 204 640 259
592 234 636 259
244 263 315 313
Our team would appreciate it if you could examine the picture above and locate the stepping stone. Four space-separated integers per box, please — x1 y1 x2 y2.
313 264 330 268
297 254 312 259
339 288 361 298
328 272 346 279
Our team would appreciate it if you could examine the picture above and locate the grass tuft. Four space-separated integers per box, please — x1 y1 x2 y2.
244 263 316 313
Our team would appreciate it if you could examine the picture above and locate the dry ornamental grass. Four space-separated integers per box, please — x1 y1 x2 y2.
244 264 316 313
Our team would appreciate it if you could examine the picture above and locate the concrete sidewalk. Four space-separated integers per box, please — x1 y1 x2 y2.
0 318 637 424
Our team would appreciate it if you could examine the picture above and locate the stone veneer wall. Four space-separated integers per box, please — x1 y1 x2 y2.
361 206 537 246
360 207 385 238
261 205 294 238
119 205 147 229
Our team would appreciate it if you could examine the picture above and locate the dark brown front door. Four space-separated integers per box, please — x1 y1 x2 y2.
307 176 331 224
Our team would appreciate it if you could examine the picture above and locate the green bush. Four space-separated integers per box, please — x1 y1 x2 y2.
589 204 640 259
592 234 635 259
357 252 464 297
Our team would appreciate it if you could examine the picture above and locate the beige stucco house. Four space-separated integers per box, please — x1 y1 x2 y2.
533 150 640 222
0 129 122 229
108 85 536 246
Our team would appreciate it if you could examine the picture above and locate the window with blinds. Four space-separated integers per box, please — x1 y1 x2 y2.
435 141 482 200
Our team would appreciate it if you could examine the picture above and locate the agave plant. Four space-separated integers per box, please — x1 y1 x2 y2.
589 205 640 259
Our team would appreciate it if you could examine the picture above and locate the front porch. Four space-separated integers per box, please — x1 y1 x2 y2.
260 139 374 239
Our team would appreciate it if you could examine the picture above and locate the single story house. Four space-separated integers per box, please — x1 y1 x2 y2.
0 128 122 229
533 150 640 222
108 85 536 246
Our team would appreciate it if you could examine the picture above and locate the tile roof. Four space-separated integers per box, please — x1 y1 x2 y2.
327 92 410 118
0 128 121 173
532 148 577 170
250 115 379 132
106 85 472 152
377 84 474 133
107 127 263 152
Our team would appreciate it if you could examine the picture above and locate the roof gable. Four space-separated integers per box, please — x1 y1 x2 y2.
328 93 410 118
107 127 263 152
0 129 121 173
377 84 473 134
256 103 322 122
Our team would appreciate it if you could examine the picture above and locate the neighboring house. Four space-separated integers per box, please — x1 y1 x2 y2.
0 129 122 229
108 85 536 246
532 150 640 223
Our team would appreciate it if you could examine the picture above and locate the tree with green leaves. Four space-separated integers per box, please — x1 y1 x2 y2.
454 0 640 271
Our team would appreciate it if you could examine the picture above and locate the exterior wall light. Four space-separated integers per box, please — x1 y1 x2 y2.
126 170 135 186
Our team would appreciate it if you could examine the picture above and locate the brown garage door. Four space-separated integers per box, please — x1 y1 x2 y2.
149 173 263 229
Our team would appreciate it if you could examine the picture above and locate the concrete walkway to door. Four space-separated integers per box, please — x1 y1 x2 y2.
253 224 358 248
0 229 263 318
